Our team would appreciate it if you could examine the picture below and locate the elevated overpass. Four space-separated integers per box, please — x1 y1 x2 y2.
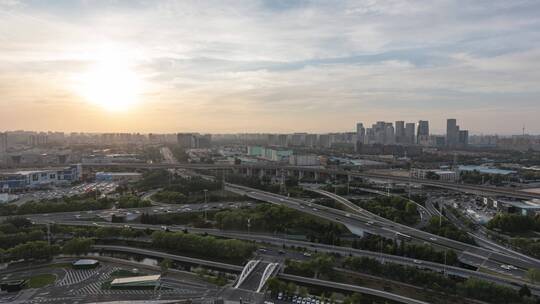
82 162 540 200
44 220 540 293
225 183 540 273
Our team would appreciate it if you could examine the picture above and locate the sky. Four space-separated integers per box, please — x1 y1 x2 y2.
0 0 539 135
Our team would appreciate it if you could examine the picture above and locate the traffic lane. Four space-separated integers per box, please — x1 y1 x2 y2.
304 189 540 269
47 220 539 293
246 192 397 238
21 201 255 222
234 186 539 273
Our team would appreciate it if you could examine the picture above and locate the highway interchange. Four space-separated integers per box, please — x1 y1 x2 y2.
10 163 540 302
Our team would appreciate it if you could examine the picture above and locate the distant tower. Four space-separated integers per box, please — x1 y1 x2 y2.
279 169 287 194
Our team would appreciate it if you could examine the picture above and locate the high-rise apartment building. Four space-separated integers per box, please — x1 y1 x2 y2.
446 119 458 148
417 120 430 146
458 130 469 148
356 122 365 147
395 121 405 144
385 123 395 144
405 123 416 145
177 133 196 149
305 134 318 147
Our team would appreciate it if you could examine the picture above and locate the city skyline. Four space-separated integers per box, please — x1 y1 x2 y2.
1 1 540 134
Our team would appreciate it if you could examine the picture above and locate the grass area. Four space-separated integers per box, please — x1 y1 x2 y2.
26 274 56 288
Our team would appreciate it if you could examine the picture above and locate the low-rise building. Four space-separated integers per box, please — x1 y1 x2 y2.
110 275 161 289
410 168 457 181
0 164 82 191
72 259 100 269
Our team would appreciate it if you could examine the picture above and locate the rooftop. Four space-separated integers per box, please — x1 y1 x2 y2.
111 275 160 286
72 259 99 266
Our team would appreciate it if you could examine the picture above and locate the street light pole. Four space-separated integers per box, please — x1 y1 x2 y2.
203 189 208 221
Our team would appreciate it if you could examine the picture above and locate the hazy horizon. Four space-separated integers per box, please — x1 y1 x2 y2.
1 1 539 134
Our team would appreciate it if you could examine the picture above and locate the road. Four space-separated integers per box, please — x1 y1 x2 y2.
36 219 540 294
81 163 540 200
160 146 178 164
89 245 432 304
225 183 540 279
345 186 432 228
279 274 430 304
14 200 254 224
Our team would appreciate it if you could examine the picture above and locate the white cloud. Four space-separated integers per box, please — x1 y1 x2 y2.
0 0 539 133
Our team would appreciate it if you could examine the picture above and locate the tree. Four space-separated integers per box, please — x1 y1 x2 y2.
159 258 172 274
62 238 94 255
343 293 363 304
519 285 531 298
9 241 59 261
527 268 540 284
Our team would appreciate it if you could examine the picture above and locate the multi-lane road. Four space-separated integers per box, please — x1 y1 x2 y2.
224 183 540 278
82 163 540 200
29 219 540 295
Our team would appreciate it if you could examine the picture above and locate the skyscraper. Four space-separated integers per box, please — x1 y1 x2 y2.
417 120 430 146
356 123 365 151
385 123 395 144
446 119 458 147
458 130 469 148
405 123 416 145
395 121 405 144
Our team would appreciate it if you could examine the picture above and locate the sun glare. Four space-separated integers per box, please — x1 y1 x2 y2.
76 47 142 112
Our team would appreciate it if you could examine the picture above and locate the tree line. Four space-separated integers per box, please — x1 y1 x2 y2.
487 213 540 234
343 256 534 304
424 216 475 244
151 230 256 264
352 234 459 265
354 196 419 226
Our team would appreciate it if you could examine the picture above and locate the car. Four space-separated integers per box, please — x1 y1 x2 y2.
312 208 318 211
429 237 437 241
413 259 422 264
303 252 312 257
501 265 511 270
278 250 285 254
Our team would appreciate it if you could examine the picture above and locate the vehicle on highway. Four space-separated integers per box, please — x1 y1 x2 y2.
396 232 412 241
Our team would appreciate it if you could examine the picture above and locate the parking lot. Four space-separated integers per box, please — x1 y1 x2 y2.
268 292 336 304
12 182 118 206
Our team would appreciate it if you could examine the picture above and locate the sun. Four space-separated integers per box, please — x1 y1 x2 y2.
76 47 142 111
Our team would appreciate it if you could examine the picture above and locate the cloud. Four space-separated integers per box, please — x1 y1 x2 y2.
0 0 539 134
